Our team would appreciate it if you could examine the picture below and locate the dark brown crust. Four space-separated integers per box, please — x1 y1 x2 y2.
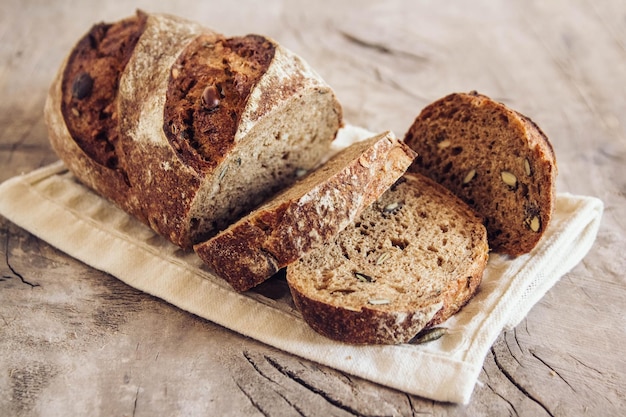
194 133 417 292
404 91 557 256
163 34 276 173
48 12 149 216
289 269 484 345
61 11 148 178
287 173 489 345
289 291 436 344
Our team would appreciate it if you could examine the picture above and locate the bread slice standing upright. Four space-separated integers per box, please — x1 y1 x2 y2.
45 11 342 249
404 91 557 256
286 173 489 344
194 132 416 292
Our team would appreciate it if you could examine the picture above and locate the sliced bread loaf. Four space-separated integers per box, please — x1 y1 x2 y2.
46 12 342 249
403 91 557 256
286 172 489 344
194 131 416 292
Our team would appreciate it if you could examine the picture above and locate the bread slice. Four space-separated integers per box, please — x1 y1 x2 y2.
46 12 342 249
286 173 489 344
194 131 416 292
403 91 557 256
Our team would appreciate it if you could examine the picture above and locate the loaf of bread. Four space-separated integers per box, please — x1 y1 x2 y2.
404 92 557 256
286 173 489 344
45 11 342 249
194 132 417 291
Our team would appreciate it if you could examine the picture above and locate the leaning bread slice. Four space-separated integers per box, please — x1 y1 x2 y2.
404 91 557 256
287 173 489 344
194 131 416 292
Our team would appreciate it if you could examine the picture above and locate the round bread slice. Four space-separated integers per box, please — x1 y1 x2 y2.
404 91 557 256
286 173 489 344
194 131 416 292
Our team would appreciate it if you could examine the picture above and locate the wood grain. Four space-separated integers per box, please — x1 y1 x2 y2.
1 0 625 415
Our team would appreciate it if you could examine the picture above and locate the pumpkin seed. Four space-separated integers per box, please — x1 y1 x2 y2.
354 272 374 283
383 202 402 213
368 298 390 305
409 327 448 345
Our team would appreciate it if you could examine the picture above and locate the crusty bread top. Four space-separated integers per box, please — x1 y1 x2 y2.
404 91 557 256
286 172 489 344
47 12 342 249
194 131 416 292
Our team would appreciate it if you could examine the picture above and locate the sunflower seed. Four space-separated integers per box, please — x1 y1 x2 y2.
462 169 476 184
501 171 517 187
524 158 532 176
375 252 391 265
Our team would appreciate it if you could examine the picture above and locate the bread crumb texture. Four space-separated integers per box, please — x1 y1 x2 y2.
287 173 489 344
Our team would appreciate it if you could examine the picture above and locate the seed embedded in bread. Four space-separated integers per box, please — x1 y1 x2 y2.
524 158 532 176
462 169 476 184
501 171 517 188
528 215 541 232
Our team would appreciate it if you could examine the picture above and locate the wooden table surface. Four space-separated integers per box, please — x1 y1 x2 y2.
1 0 624 415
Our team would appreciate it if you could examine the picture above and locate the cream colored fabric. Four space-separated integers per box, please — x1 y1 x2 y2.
0 126 603 404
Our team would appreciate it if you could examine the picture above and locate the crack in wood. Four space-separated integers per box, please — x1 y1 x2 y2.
512 328 523 352
263 355 366 417
234 379 272 417
3 233 40 288
486 381 519 417
504 330 523 367
491 347 555 417
339 30 429 63
242 350 276 384
569 354 604 376
241 351 307 417
274 390 307 417
404 393 436 416
529 350 577 393
132 386 140 417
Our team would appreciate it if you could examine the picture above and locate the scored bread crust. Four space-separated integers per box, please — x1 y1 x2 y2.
404 91 557 256
194 132 417 292
45 12 342 249
287 173 489 345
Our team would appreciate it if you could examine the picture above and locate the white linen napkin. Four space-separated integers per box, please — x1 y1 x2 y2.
0 126 603 404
